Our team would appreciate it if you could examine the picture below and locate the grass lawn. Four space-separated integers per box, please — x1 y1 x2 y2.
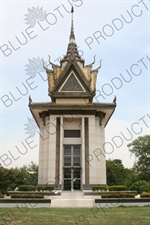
0 206 150 225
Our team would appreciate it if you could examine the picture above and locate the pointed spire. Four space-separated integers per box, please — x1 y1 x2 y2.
60 6 84 65
69 6 75 43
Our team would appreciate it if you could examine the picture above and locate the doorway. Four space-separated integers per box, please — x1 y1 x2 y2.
63 145 81 190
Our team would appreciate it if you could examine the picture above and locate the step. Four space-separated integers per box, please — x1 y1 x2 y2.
51 199 94 208
61 191 84 199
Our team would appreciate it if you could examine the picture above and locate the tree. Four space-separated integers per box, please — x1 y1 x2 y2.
127 135 150 181
0 162 38 194
123 168 139 188
106 159 128 185
129 180 150 194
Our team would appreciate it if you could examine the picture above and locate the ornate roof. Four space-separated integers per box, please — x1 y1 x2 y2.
43 7 102 103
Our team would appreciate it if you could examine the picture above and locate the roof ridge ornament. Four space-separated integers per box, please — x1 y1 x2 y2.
48 55 60 68
29 95 32 105
70 6 75 43
113 95 117 105
92 59 102 72
85 55 96 68
60 5 84 65
42 58 54 73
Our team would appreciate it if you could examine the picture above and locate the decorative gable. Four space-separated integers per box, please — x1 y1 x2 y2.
49 62 94 102
59 72 85 92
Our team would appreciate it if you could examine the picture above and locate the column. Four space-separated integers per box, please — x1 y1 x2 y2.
99 122 106 184
38 119 44 185
42 117 50 184
88 115 96 184
59 115 64 189
55 117 60 187
84 117 89 185
47 115 57 186
81 116 85 187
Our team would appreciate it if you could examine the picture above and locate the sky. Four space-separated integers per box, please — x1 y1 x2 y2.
0 0 150 169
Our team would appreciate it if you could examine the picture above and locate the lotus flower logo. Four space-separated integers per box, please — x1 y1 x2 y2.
25 57 48 79
24 117 39 138
24 6 47 28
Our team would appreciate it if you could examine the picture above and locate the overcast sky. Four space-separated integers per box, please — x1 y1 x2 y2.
0 0 150 169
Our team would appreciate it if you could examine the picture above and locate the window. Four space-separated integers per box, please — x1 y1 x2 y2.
64 146 71 155
64 157 71 166
64 130 80 138
64 145 81 167
73 156 80 166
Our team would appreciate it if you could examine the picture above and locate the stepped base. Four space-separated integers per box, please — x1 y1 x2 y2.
51 191 94 208
51 199 94 208
61 191 84 199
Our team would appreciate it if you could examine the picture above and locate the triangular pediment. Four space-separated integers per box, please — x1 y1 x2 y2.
59 72 85 92
51 62 94 101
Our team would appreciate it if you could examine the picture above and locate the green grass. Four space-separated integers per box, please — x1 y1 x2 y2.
0 207 150 225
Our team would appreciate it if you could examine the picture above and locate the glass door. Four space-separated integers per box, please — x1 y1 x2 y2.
63 145 81 190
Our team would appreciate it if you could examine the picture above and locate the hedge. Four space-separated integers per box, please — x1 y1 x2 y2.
101 193 135 198
0 194 4 198
140 192 150 198
37 185 54 191
108 186 127 191
119 193 135 198
11 194 44 199
18 185 36 191
92 186 108 191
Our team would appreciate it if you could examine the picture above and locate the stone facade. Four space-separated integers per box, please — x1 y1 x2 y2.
29 7 116 191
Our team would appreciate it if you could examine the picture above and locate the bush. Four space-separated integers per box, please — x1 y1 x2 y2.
0 189 5 195
0 194 4 198
7 187 13 192
92 186 108 191
18 185 36 191
37 185 54 191
101 194 121 198
140 192 150 198
120 193 135 198
11 194 44 198
108 186 127 191
129 180 150 194
101 193 135 198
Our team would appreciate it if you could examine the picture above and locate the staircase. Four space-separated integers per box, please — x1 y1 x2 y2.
51 191 94 208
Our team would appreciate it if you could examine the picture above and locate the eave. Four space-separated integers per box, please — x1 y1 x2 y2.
29 102 116 128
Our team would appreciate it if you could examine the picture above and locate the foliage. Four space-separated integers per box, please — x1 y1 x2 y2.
127 135 150 181
101 193 135 198
101 194 121 198
123 169 139 188
129 180 150 194
106 159 133 186
0 162 38 194
0 194 4 198
119 193 135 198
108 186 127 191
11 194 44 198
140 192 150 198
37 185 54 191
92 186 107 191
106 159 140 188
18 185 36 191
